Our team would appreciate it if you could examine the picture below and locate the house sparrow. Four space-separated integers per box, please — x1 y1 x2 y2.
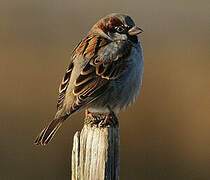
34 13 144 145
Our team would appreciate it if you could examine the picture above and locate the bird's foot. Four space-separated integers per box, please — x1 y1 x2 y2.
99 109 118 127
85 108 118 127
85 109 94 119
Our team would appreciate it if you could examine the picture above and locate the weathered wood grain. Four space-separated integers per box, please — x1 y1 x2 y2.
72 114 120 180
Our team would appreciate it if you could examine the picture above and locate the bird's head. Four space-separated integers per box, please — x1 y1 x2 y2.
90 13 143 44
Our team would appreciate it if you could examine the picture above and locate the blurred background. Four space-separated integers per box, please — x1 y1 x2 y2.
0 0 209 179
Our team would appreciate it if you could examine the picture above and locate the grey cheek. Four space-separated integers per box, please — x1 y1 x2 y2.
111 32 127 41
120 34 128 41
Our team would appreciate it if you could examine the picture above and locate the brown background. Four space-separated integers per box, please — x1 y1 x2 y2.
0 0 209 179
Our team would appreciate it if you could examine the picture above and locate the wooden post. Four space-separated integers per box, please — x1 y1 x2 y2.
71 113 120 180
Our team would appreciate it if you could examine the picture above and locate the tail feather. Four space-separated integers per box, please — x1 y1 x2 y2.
34 117 65 146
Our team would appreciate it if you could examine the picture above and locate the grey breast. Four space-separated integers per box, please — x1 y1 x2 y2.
91 42 143 113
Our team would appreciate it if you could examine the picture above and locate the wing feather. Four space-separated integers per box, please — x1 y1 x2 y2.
69 35 132 113
56 34 132 114
57 62 74 109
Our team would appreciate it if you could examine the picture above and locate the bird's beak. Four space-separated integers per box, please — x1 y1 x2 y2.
128 26 143 36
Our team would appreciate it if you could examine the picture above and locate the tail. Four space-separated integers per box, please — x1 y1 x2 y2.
34 116 67 146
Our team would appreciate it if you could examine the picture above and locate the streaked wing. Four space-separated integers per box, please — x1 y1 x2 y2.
69 34 132 112
57 62 74 110
56 40 83 110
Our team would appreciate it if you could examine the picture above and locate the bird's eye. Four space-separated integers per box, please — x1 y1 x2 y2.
115 26 125 33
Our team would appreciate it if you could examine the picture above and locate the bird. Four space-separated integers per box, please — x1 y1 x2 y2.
34 13 144 145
